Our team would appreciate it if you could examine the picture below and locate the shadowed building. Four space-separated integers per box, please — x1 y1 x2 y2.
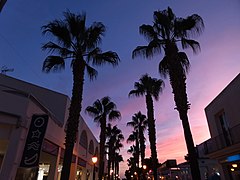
0 74 102 180
201 73 240 180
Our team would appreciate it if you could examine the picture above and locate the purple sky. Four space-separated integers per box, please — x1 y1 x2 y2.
1 0 240 177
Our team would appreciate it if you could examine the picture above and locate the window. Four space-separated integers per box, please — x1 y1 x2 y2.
95 147 99 157
217 111 232 146
79 130 88 149
88 140 94 154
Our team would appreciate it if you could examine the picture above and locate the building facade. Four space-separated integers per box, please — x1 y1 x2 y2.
202 73 240 180
0 74 101 180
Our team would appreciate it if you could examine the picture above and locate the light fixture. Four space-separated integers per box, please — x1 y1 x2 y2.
232 164 238 168
231 168 235 172
92 156 98 164
143 165 147 170
92 156 98 180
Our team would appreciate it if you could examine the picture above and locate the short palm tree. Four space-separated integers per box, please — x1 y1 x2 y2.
114 152 123 179
127 130 140 169
127 111 148 167
41 11 120 180
129 74 164 180
132 7 204 179
86 96 121 180
106 124 124 180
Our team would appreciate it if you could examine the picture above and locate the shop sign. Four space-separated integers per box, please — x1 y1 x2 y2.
20 114 48 168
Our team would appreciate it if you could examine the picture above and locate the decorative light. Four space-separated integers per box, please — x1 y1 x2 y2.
92 156 98 164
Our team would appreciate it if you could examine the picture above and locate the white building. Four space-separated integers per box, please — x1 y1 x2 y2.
0 74 100 180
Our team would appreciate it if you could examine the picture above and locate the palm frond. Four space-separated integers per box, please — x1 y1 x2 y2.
89 51 120 67
128 89 145 98
177 52 190 74
42 41 74 57
158 56 170 78
86 22 105 49
109 110 121 121
181 38 200 54
85 63 98 81
42 20 72 48
185 14 204 37
64 11 86 43
139 24 157 42
42 56 65 73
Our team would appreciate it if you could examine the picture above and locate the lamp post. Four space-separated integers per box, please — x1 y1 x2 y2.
92 156 98 180
143 165 147 180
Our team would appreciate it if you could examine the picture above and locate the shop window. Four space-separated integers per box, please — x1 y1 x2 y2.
80 130 88 149
88 140 94 154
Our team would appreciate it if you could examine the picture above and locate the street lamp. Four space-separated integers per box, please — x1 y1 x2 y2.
92 156 98 180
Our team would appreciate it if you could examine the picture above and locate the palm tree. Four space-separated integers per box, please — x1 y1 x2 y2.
41 11 120 180
128 130 143 180
129 74 164 180
106 124 124 180
86 96 121 180
132 7 204 179
114 153 123 179
127 111 148 167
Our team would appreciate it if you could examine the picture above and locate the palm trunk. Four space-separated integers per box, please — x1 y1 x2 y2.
145 94 158 180
61 59 85 180
99 118 107 180
139 130 145 167
108 141 113 180
167 45 201 179
107 156 111 180
139 130 145 180
135 137 141 180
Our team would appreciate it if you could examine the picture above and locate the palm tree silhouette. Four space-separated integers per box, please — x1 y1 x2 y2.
132 7 204 179
41 11 120 180
106 124 124 180
127 111 148 169
85 96 121 180
129 74 164 180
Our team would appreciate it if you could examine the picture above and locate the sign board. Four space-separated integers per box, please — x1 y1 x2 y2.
20 114 48 168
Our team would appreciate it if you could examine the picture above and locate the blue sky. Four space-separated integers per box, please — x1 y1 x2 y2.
1 0 240 177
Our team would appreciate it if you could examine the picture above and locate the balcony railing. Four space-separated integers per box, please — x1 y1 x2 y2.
202 123 240 154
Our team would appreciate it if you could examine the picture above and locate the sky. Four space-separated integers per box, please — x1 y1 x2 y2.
1 0 240 178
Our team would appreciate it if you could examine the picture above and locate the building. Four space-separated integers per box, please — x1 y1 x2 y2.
175 145 219 180
202 73 240 180
0 74 101 180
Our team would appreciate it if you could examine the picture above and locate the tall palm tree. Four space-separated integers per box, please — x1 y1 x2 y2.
132 7 204 179
86 96 121 180
129 74 164 180
41 11 120 180
127 111 148 167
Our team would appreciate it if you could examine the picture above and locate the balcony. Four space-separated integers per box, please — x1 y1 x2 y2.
202 124 240 154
